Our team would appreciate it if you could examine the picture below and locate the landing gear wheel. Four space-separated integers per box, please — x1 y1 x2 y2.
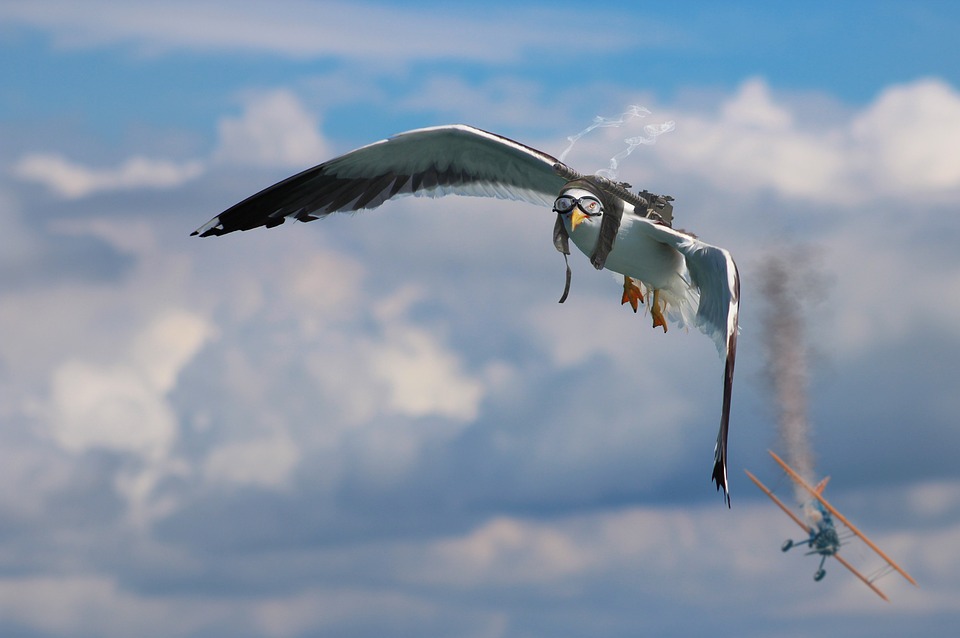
814 569 826 582
781 539 793 552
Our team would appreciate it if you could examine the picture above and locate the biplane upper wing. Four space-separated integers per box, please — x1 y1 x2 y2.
767 450 918 588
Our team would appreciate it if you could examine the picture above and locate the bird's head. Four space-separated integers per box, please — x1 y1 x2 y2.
552 177 626 271
552 187 604 232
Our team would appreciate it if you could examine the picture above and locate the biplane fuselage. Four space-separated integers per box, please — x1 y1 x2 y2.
781 501 840 581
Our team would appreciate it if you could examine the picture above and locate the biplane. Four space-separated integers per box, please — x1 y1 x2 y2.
745 450 918 601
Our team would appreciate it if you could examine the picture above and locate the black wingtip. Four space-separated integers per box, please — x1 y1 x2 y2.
714 302 737 509
713 464 731 508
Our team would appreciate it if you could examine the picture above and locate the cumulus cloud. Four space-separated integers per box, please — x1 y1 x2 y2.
0 0 633 62
645 77 960 204
0 573 441 638
849 79 960 193
368 325 484 421
4 58 960 637
42 309 212 527
0 497 945 637
366 290 484 422
425 516 589 586
203 432 300 489
0 575 187 638
643 80 845 200
50 359 180 458
13 154 205 199
212 89 329 168
18 77 960 209
401 500 939 611
13 89 328 198
812 219 960 355
48 310 212 458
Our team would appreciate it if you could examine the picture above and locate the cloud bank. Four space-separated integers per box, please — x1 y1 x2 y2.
2 43 959 636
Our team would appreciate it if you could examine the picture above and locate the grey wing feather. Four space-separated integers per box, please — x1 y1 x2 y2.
639 219 740 506
679 236 738 507
684 239 738 506
193 124 568 237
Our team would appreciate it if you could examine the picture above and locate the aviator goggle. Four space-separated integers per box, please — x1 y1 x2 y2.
552 195 603 216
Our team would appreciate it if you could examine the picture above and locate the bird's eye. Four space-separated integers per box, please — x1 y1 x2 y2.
581 197 602 215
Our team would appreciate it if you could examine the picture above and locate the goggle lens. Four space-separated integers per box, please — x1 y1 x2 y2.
553 195 577 212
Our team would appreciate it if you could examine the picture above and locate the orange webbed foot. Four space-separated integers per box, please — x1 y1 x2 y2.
651 289 668 333
621 276 644 313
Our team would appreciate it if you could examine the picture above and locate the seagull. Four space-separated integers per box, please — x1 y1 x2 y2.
193 124 739 506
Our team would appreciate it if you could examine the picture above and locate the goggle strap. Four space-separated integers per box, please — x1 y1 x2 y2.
558 252 572 304
553 214 572 304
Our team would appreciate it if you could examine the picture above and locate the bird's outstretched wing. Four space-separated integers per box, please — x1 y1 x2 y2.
193 124 568 237
638 219 740 506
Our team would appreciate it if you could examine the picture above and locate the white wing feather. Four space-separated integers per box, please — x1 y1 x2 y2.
193 124 566 236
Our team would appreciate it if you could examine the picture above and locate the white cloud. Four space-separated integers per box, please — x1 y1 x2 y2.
4 65 960 637
401 499 934 610
587 77 960 206
204 241 488 429
907 481 960 518
719 78 795 130
48 310 212 458
0 0 632 63
131 311 217 395
813 218 960 355
50 359 180 458
0 573 436 638
849 78 960 192
368 322 484 423
213 89 329 168
426 516 589 586
644 80 851 201
0 575 189 638
40 308 210 526
203 432 300 489
20 76 960 211
13 153 205 199
250 588 438 638
13 89 329 198
0 497 945 637
0 189 45 267
363 287 485 423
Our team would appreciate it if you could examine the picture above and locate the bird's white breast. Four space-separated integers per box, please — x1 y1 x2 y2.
566 213 688 294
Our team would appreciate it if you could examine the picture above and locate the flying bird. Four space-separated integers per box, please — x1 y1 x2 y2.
193 124 739 505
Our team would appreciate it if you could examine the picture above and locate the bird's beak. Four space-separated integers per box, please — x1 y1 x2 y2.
570 210 588 231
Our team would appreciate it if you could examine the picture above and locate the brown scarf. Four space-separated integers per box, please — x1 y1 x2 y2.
553 176 625 302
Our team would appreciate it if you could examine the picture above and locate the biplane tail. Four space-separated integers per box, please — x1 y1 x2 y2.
813 476 830 496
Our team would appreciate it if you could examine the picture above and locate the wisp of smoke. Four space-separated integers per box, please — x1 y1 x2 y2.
759 249 818 506
559 106 675 180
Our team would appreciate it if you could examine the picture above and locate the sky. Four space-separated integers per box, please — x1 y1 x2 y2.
2 1 960 636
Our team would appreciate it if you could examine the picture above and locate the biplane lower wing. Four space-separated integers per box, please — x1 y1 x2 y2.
744 469 812 534
767 450 918 588
832 551 890 601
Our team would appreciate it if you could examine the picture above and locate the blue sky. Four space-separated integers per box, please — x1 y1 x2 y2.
2 1 960 636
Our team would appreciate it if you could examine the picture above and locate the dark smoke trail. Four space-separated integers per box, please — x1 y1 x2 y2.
759 249 818 505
